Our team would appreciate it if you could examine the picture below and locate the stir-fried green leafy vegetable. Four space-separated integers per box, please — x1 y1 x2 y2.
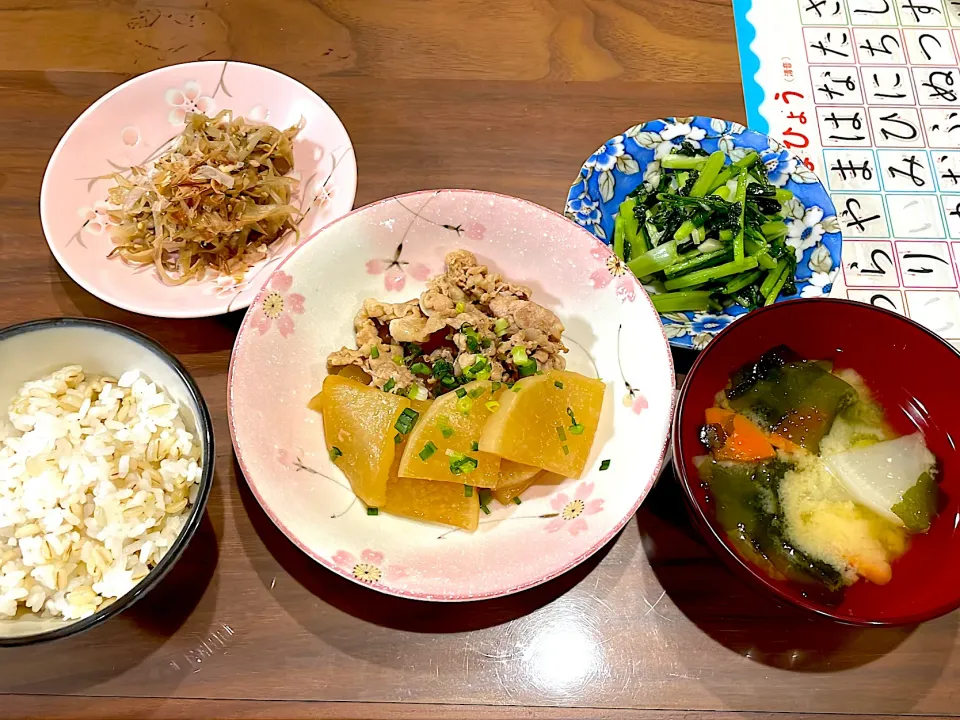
613 142 798 313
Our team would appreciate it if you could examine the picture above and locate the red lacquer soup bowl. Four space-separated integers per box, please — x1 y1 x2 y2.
673 298 960 626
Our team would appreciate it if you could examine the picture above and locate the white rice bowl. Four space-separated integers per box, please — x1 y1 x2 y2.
0 365 201 620
0 319 212 643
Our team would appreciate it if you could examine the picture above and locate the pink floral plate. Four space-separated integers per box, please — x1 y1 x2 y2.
228 190 676 601
40 61 357 318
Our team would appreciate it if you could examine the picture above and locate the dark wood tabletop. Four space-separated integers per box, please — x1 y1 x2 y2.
2 1 958 719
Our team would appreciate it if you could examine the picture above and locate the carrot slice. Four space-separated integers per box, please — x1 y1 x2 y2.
712 412 776 462
705 407 735 429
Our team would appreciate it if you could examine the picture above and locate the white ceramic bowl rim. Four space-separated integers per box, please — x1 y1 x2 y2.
227 188 677 602
0 317 216 646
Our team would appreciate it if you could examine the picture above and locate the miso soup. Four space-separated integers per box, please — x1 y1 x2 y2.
697 346 939 594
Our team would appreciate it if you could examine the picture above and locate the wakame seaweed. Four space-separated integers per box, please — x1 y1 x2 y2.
726 349 858 453
708 459 845 592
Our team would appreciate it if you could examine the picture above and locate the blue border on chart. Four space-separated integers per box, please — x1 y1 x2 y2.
731 0 768 134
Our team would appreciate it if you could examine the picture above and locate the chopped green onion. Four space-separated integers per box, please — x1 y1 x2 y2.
383 378 396 392
394 408 420 435
556 426 567 442
518 359 538 377
330 446 343 462
485 400 500 413
369 345 380 359
455 387 467 398
471 441 479 451
457 396 474 414
448 452 478 475
491 381 502 393
494 318 510 336
468 386 486 399
410 362 431 376
407 384 425 400
512 496 522 505
481 504 491 515
569 424 585 436
562 444 570 455
567 407 578 424
441 426 454 439
419 441 437 461
394 433 403 444
512 385 522 393
367 507 379 516
461 325 482 353
455 301 465 314
554 380 564 390
511 346 529 365
465 356 490 379
600 459 611 471
464 484 474 497
392 355 403 366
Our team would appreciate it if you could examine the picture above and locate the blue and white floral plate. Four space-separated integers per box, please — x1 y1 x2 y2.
564 116 842 350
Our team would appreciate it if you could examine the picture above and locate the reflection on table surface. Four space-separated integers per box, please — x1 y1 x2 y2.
2 411 957 714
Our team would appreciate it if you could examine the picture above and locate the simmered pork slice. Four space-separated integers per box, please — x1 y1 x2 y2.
441 249 532 304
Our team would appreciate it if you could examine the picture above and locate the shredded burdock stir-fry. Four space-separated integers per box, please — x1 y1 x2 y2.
104 110 302 285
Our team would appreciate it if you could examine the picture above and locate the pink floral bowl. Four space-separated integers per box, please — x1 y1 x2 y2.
40 61 357 318
228 190 676 600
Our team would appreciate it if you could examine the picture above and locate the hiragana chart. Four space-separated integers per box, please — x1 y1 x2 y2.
734 0 960 345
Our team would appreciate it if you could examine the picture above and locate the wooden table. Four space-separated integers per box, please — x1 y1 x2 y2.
2 1 958 718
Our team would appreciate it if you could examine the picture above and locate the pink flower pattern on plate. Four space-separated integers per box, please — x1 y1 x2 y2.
165 81 216 125
251 271 305 337
623 391 648 414
588 245 636 302
332 549 408 584
366 256 430 293
545 482 604 536
78 201 116 236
